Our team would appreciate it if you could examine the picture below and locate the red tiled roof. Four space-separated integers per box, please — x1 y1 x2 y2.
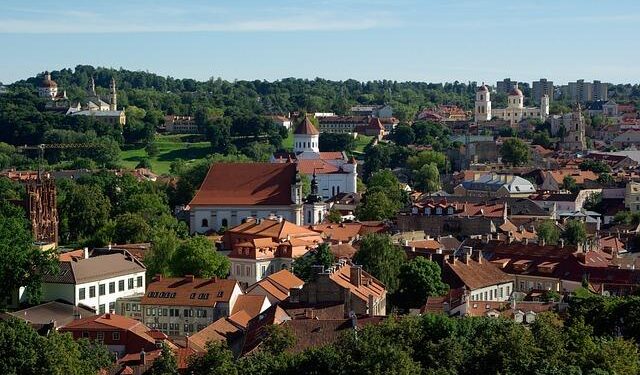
189 163 296 206
142 276 238 308
445 258 514 290
294 117 319 135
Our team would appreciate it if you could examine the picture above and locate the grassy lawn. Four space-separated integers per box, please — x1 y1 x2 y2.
354 135 373 152
282 130 294 150
120 134 211 175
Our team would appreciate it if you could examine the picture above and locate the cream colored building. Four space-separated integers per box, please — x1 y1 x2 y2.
475 82 549 126
625 181 640 212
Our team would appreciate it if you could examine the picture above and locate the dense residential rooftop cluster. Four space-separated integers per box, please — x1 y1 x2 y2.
2 68 640 374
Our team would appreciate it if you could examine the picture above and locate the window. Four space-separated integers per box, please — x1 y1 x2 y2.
126 303 131 312
99 284 105 296
96 332 104 341
136 276 143 288
112 332 120 341
184 324 194 333
184 309 193 317
118 280 125 292
82 331 89 338
128 278 134 289
89 286 96 298
261 265 266 277
109 302 115 313
201 218 209 227
109 282 115 294
99 304 106 314
235 265 241 275
221 219 228 227
79 288 86 300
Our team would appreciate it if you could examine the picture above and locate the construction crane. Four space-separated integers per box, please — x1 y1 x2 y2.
17 143 100 178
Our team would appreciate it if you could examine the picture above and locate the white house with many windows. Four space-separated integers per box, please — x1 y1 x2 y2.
39 248 146 315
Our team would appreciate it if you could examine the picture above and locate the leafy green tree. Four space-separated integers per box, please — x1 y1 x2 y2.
326 209 342 224
393 257 448 309
187 341 238 375
148 343 178 375
292 243 335 282
146 229 179 277
407 150 447 172
413 162 441 193
112 213 152 244
319 133 356 152
136 157 152 169
596 173 614 186
532 130 553 148
355 190 398 221
391 125 415 146
500 138 530 166
563 175 578 193
563 220 587 245
0 318 112 375
170 235 230 278
59 183 111 243
537 220 561 245
145 142 160 157
580 159 611 173
0 202 58 305
353 234 406 292
260 324 296 353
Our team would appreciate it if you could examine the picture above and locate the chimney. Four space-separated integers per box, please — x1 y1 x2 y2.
83 247 89 259
474 250 483 264
185 275 195 282
105 313 111 319
140 350 146 364
350 265 362 287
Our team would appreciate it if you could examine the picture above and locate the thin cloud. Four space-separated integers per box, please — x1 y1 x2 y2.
0 5 395 34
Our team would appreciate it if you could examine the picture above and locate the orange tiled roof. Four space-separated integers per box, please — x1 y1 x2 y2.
142 276 238 308
189 163 297 206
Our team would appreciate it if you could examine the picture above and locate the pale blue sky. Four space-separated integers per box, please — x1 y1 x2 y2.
1 0 639 84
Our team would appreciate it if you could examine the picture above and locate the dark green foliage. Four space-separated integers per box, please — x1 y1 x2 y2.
292 243 335 282
0 202 58 305
0 317 112 375
356 169 408 220
537 220 561 245
170 235 230 278
393 257 448 309
147 343 179 375
391 125 416 146
353 233 406 293
319 133 356 152
187 341 238 375
500 138 530 166
563 220 587 245
411 121 452 150
579 159 611 174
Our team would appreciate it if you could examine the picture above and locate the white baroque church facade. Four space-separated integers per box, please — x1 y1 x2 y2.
271 117 358 200
475 83 549 126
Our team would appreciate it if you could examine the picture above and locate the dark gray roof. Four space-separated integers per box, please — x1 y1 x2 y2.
10 301 95 326
42 251 145 285
437 196 548 217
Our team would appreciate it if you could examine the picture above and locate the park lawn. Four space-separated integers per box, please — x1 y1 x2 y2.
120 134 211 175
354 135 373 152
282 130 294 150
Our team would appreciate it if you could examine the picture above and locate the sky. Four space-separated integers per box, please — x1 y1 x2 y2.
1 0 640 85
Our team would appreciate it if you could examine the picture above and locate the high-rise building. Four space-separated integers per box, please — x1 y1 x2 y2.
532 79 554 105
564 80 609 103
496 78 516 94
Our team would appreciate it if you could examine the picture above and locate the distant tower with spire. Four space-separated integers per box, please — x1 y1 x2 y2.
303 170 326 225
109 77 117 111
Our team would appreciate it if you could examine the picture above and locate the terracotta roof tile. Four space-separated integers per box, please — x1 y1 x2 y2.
294 117 319 135
142 276 238 308
189 163 297 206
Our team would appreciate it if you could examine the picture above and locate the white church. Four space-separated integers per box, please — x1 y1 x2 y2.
271 117 358 199
475 83 549 125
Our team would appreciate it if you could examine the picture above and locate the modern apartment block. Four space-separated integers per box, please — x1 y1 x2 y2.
531 78 554 105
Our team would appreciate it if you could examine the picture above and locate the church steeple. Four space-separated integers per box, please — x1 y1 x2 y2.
109 77 117 111
89 76 96 96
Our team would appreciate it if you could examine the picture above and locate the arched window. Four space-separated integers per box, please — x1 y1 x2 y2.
480 94 483 100
201 218 209 227
318 211 322 223
307 211 312 224
221 218 228 228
